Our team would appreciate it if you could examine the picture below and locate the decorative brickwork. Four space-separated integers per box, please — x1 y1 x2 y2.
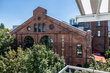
11 7 92 66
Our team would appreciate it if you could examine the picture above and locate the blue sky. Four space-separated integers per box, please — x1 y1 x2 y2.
0 0 80 29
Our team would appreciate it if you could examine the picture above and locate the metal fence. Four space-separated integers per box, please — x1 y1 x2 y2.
58 65 109 73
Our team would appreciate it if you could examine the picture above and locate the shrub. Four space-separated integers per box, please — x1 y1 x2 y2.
25 45 65 73
0 47 30 73
0 45 65 73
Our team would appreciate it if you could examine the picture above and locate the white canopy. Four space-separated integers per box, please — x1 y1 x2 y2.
76 0 110 15
75 0 110 22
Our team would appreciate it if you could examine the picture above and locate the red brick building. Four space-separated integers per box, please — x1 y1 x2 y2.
84 21 109 53
70 19 109 54
11 7 92 66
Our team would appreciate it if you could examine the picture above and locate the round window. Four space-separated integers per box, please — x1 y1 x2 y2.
50 25 54 30
27 26 31 31
38 17 41 21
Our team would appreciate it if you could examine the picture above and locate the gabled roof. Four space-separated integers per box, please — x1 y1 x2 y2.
11 16 34 34
47 16 86 36
11 7 87 36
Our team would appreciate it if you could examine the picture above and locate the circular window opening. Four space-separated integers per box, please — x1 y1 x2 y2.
50 24 54 30
27 26 31 31
38 17 41 21
40 36 53 50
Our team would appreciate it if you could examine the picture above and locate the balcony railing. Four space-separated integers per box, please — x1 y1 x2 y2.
59 65 109 73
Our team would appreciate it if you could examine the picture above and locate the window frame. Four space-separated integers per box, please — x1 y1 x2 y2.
27 26 31 31
42 23 46 32
38 24 41 32
34 24 37 32
38 17 41 21
50 24 54 30
86 22 90 28
76 44 83 58
98 21 101 26
98 31 101 37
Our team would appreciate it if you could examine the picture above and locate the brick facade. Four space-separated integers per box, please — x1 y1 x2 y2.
11 7 92 66
84 21 109 53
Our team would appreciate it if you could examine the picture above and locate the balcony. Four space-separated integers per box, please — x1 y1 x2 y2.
59 65 109 73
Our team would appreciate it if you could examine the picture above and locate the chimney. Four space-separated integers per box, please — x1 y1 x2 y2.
33 7 47 16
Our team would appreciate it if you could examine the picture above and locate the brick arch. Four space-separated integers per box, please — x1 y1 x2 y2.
23 36 34 48
22 35 36 46
24 36 34 41
38 34 54 43
39 35 54 49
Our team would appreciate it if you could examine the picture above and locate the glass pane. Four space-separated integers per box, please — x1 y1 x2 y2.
27 26 31 31
98 21 101 26
38 17 41 21
34 24 37 32
86 22 90 28
98 31 101 37
43 24 45 32
77 44 82 57
38 24 41 32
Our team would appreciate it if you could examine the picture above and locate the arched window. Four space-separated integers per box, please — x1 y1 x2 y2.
77 44 82 57
40 36 53 50
34 24 37 32
24 36 34 48
43 23 46 32
38 24 41 32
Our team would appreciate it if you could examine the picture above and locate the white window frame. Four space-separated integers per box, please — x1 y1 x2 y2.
77 44 82 57
98 31 101 37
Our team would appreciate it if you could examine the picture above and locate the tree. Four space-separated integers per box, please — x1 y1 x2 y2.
0 29 14 55
88 49 110 72
0 23 5 29
25 45 65 73
105 48 110 59
0 45 65 73
0 47 30 73
89 55 110 72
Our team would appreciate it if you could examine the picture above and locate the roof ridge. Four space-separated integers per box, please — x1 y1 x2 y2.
47 15 87 35
11 16 33 34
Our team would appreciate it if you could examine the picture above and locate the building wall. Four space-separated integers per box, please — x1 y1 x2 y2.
69 18 109 53
11 7 92 66
84 21 109 53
